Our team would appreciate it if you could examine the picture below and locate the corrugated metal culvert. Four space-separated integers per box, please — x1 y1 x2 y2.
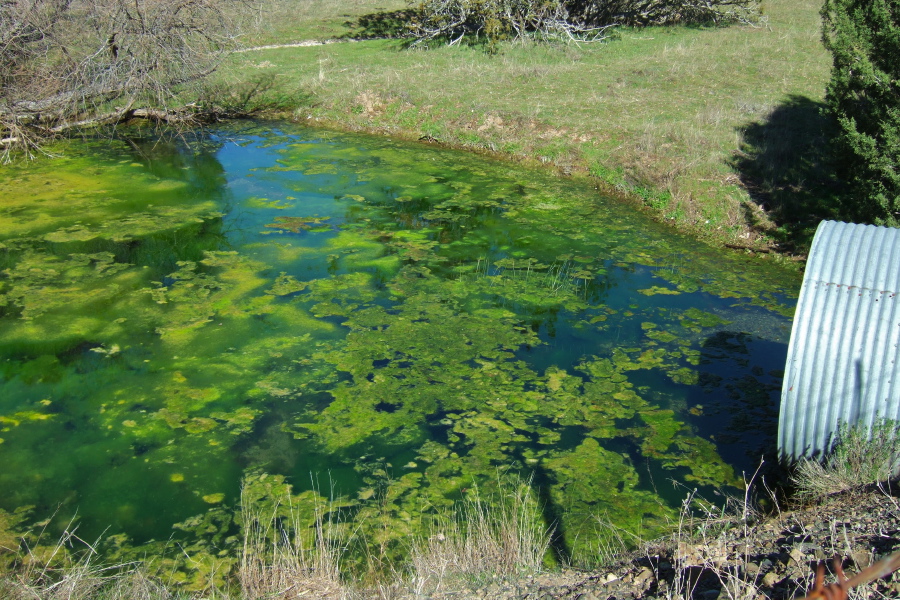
778 220 900 461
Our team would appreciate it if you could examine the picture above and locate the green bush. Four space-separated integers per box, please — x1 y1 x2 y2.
822 0 900 226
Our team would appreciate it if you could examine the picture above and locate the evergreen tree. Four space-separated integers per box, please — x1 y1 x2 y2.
822 0 900 225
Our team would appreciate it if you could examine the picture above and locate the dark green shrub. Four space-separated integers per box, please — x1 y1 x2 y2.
822 0 900 226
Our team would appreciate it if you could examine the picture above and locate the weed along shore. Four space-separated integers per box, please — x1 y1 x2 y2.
3 0 899 599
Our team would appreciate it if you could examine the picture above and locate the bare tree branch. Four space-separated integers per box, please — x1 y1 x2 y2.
0 0 255 159
408 0 759 47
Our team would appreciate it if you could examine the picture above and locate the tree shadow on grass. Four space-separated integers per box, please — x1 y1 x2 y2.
341 9 418 41
730 94 850 253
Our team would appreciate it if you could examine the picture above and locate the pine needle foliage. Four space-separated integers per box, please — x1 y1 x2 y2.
821 0 900 226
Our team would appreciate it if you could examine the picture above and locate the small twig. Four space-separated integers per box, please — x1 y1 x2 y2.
724 243 771 253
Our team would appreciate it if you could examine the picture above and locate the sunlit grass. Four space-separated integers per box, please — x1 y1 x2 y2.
216 0 832 252
408 479 551 595
238 485 345 600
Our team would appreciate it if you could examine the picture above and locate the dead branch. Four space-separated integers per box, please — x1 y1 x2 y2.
724 243 772 253
800 551 900 600
408 0 759 47
0 0 255 156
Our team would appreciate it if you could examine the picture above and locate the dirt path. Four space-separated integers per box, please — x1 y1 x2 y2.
235 39 341 53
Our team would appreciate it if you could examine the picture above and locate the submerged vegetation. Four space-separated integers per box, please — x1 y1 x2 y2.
0 123 797 592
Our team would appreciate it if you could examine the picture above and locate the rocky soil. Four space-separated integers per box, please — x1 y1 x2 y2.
449 486 900 600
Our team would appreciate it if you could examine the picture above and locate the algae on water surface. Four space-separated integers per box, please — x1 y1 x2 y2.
0 123 799 577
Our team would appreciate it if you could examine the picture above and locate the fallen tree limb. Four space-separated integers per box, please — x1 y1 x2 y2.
44 102 227 135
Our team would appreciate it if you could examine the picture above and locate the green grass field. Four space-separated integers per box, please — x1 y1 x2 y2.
217 0 838 254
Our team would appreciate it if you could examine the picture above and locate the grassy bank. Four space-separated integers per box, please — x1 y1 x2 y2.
209 0 838 254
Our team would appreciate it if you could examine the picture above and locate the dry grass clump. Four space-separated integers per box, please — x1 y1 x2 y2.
0 570 175 600
408 479 551 595
0 523 174 600
239 487 347 600
0 485 350 600
791 419 900 501
662 479 766 600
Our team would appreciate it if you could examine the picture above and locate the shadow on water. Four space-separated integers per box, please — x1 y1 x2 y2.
730 94 848 253
121 132 227 186
530 461 572 566
684 329 790 484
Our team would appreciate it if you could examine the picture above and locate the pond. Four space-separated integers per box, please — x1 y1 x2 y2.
0 121 799 576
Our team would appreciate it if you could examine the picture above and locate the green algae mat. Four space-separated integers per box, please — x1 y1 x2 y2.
0 122 799 578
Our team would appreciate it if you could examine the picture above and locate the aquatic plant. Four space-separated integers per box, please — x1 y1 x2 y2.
264 216 333 233
0 122 798 580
